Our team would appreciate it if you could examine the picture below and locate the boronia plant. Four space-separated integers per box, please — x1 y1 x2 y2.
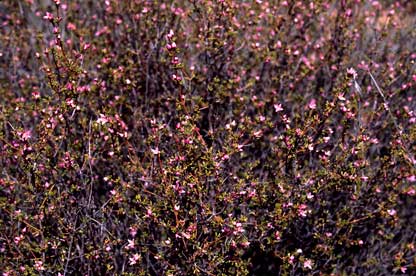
0 0 415 275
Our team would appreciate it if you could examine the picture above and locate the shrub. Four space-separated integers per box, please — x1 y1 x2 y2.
0 0 415 275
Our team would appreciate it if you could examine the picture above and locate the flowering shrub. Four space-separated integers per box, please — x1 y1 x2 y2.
1 0 415 275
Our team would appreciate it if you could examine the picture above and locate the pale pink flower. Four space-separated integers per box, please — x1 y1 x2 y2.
387 209 396 216
67 22 76 31
241 241 250 248
303 259 313 269
347 67 358 79
129 253 140 265
308 99 317 110
275 231 281 240
407 188 415 196
43 12 54 21
167 29 174 40
298 204 310 217
338 94 346 101
19 130 32 141
34 260 45 271
31 89 41 100
14 235 23 245
407 175 416 182
150 148 160 155
97 114 109 125
126 239 135 250
253 130 263 138
129 227 138 237
274 103 283 112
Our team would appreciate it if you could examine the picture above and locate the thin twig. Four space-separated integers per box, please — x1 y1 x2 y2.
368 71 415 168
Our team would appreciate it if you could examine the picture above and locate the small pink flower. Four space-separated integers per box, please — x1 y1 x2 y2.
166 29 174 40
129 227 138 237
43 12 54 21
303 259 313 269
146 208 153 217
241 241 250 248
274 103 283 112
14 235 23 245
172 74 181 81
126 239 135 250
34 260 45 271
298 204 310 217
166 42 176 50
83 43 91 51
129 253 140 265
275 231 281 240
253 130 263 138
407 175 416 182
97 114 109 125
347 67 358 79
150 148 160 155
387 209 396 216
20 130 32 141
308 99 317 110
407 188 415 196
67 22 76 31
338 94 346 101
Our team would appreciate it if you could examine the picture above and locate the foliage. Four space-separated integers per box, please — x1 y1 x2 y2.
0 0 415 275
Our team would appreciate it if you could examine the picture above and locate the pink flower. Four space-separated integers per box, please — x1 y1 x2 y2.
275 231 281 240
407 175 416 182
129 253 140 265
298 204 310 217
274 103 283 112
34 260 45 271
43 12 54 21
166 42 176 50
19 130 32 141
387 209 396 216
97 114 109 125
308 99 317 110
67 23 76 31
166 29 174 40
32 90 41 99
347 67 358 79
407 188 415 196
126 239 135 250
129 227 138 237
172 74 181 81
14 235 23 244
150 148 160 155
303 259 313 269
241 241 250 248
